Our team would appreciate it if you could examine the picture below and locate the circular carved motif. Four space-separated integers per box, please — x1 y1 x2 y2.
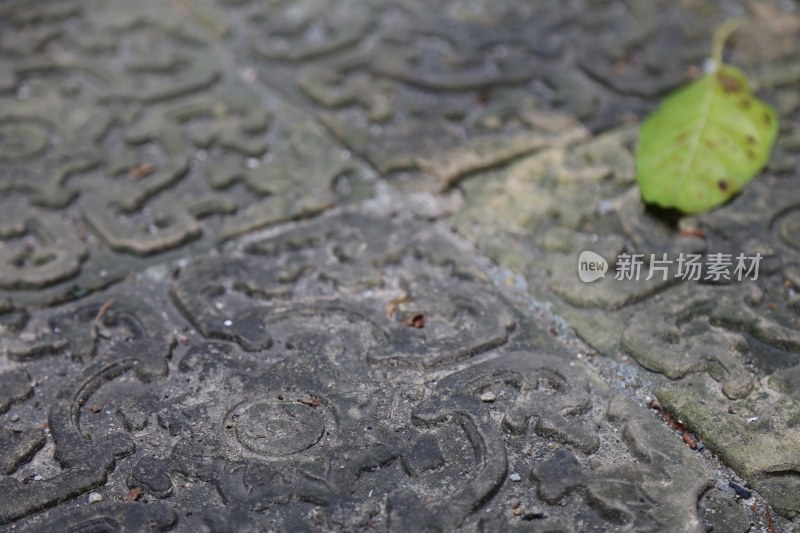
778 209 800 251
226 396 330 457
0 120 49 161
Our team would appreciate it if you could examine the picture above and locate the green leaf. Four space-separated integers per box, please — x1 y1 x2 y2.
636 23 779 214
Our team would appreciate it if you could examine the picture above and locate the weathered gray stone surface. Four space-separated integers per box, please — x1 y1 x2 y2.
452 1 800 522
1 0 799 531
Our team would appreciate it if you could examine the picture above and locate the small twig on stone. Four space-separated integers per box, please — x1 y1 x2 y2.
93 300 115 338
766 507 776 533
386 293 411 320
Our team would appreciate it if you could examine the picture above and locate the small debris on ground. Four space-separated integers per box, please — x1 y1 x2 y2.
480 391 496 403
679 227 706 238
509 473 521 482
129 163 155 179
125 487 144 502
661 412 685 433
386 293 411 319
403 314 425 329
659 411 707 452
94 299 114 325
766 506 777 533
297 398 320 408
88 492 103 504
729 481 752 499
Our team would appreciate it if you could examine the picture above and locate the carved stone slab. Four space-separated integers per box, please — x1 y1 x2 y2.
2 212 717 531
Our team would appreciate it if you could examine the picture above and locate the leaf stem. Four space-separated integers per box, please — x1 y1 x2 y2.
712 19 743 70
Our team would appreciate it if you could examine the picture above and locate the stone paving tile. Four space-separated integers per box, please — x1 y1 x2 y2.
212 0 748 192
452 1 800 523
0 0 375 307
2 210 722 531
1 0 800 530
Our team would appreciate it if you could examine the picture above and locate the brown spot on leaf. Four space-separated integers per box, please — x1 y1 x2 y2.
739 98 752 110
717 180 729 192
746 134 756 145
746 149 756 161
763 111 772 126
702 139 715 149
716 72 741 93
